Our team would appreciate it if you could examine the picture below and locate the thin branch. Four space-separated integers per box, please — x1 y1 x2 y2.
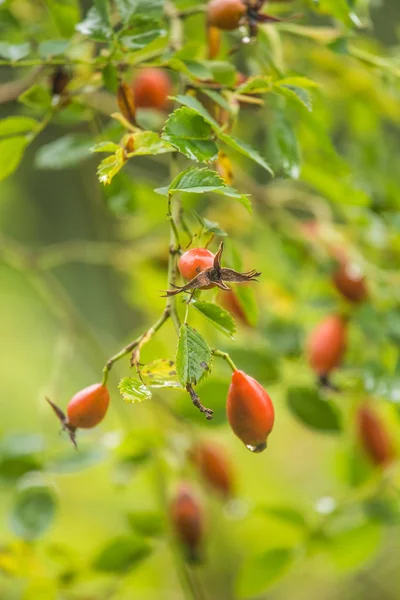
0 66 46 104
186 384 214 420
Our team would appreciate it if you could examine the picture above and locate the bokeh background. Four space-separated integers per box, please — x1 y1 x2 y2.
1 0 400 598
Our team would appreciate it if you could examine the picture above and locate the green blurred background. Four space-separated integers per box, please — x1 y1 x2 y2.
1 0 400 598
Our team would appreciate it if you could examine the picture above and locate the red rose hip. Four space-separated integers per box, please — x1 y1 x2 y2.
207 0 246 31
178 248 215 281
357 403 394 467
170 484 204 562
67 383 110 429
307 315 347 378
332 260 368 303
191 441 234 498
227 370 275 452
131 68 171 110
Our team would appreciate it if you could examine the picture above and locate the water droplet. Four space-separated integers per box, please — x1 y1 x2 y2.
246 441 267 453
315 496 336 515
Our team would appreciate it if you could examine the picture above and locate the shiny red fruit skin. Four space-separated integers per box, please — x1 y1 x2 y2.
332 261 368 303
132 68 171 110
170 484 204 561
357 403 394 467
207 0 246 31
307 315 347 376
227 370 275 452
67 384 110 429
178 248 215 281
191 442 234 498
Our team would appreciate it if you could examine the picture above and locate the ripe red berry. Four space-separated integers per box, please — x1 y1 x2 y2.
227 370 275 452
307 315 347 378
178 248 215 281
170 484 204 562
131 68 171 110
190 441 234 498
207 0 246 31
67 383 110 429
357 403 394 467
332 260 368 303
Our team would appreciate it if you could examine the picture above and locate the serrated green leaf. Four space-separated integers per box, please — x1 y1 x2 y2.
97 148 126 184
0 137 28 182
156 167 251 212
277 76 320 89
176 324 213 386
35 135 93 169
118 377 152 403
287 387 342 432
0 117 38 138
125 131 175 156
269 111 301 179
236 548 295 598
162 107 218 163
93 536 151 572
38 39 69 58
0 42 30 61
76 6 112 41
205 60 237 86
120 28 165 50
274 84 313 111
90 141 121 154
141 359 181 389
116 0 164 23
237 75 273 95
219 133 274 175
19 85 52 110
192 300 236 339
173 95 220 130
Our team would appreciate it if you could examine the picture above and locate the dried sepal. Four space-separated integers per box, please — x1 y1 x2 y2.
162 242 261 297
117 81 136 124
46 397 77 449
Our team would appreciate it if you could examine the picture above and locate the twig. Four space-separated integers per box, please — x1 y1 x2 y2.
0 66 46 104
186 384 214 420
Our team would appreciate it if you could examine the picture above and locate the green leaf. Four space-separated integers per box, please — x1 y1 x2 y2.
156 167 252 213
0 116 38 138
269 111 301 179
162 107 218 163
176 324 213 386
19 85 52 110
287 386 342 432
0 42 30 61
256 506 307 529
141 359 181 389
277 76 320 89
35 135 93 170
206 60 237 86
120 27 165 50
192 300 236 340
75 6 112 41
237 75 273 95
0 137 28 182
50 2 80 37
124 131 175 156
118 377 152 403
116 0 164 24
97 148 126 185
10 483 57 540
90 141 121 154
102 63 119 93
274 83 313 111
219 133 274 176
236 548 295 598
93 536 151 572
127 510 165 537
228 346 280 385
38 39 69 58
173 94 220 130
326 521 382 572
234 284 258 327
